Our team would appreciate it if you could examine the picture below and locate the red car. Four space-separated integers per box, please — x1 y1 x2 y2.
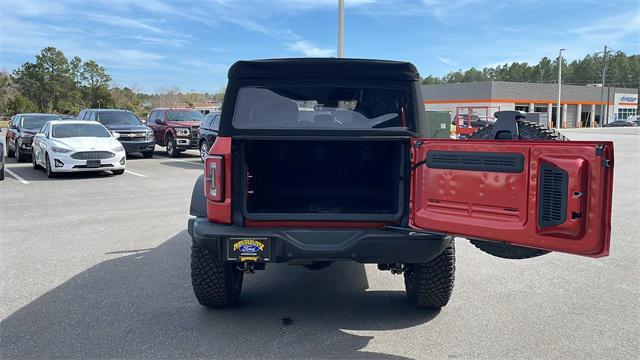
147 108 204 157
187 58 614 309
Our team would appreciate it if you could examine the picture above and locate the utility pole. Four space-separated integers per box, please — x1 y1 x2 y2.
556 49 565 128
599 45 608 126
338 0 344 58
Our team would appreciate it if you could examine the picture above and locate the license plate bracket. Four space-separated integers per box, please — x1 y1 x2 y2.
227 237 271 262
86 159 101 168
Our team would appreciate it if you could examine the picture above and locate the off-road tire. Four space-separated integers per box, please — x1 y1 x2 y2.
191 244 244 307
471 119 567 141
166 136 180 158
468 119 563 259
16 141 27 162
112 169 125 175
142 151 154 159
199 140 209 162
404 243 455 308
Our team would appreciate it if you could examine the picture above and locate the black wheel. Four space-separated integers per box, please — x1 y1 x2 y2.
112 169 125 175
191 244 243 307
0 163 4 181
467 119 563 259
16 142 26 162
7 144 15 158
45 155 57 178
142 151 154 159
166 136 180 158
199 140 209 162
32 152 41 170
404 242 456 308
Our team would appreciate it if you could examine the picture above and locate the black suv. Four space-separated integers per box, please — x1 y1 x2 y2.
197 112 220 161
78 109 155 157
6 113 60 162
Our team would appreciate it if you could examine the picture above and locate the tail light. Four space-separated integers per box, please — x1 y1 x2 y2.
204 155 224 202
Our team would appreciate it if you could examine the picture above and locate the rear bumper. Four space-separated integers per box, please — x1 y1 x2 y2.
120 140 155 153
188 217 452 264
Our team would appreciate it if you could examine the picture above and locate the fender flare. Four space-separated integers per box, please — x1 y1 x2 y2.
190 174 207 217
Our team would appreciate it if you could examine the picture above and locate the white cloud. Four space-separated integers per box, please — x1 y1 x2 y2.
1 0 67 16
85 14 163 34
113 49 164 62
437 57 457 66
180 60 228 74
268 0 377 9
288 40 335 57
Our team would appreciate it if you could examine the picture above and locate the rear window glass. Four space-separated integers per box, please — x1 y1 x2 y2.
52 124 111 138
232 85 414 130
95 111 141 125
21 115 60 129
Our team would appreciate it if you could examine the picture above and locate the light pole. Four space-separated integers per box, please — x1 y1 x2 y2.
338 0 344 58
600 45 608 126
556 48 565 128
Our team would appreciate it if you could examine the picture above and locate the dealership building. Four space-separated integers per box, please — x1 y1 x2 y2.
422 81 638 128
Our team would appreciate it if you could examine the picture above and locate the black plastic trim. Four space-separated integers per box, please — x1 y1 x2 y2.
188 217 451 264
537 162 568 228
189 175 207 217
426 151 525 173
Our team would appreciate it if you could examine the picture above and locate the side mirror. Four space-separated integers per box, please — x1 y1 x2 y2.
140 118 147 124
8 123 16 129
34 133 45 139
111 131 121 139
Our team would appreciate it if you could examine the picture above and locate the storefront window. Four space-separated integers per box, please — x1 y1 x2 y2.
617 108 636 120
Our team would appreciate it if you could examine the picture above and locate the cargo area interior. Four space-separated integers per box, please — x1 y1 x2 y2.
243 140 404 220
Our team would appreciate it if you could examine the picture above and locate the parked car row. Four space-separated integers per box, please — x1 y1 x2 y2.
2 109 220 180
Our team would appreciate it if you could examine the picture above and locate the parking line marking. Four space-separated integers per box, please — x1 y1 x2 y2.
124 170 148 178
5 169 29 184
155 155 203 166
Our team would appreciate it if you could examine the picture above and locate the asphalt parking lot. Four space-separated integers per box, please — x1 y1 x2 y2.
1 128 638 359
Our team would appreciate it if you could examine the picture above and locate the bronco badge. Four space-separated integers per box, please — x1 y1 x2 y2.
228 237 271 262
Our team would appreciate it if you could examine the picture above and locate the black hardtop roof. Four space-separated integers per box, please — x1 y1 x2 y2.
228 58 420 81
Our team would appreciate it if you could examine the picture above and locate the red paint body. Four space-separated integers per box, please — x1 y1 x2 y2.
147 108 201 146
410 139 614 257
205 136 614 257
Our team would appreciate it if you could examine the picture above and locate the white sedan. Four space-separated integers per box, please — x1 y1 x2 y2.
31 120 127 178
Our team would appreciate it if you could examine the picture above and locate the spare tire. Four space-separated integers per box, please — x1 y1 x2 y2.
467 119 565 259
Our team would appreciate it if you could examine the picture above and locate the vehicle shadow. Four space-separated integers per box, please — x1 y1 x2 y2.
4 164 123 182
1 231 439 359
158 160 203 170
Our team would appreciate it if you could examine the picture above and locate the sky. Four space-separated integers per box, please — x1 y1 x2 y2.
1 0 639 93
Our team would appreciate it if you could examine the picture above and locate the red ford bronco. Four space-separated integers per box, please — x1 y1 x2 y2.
187 58 614 308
